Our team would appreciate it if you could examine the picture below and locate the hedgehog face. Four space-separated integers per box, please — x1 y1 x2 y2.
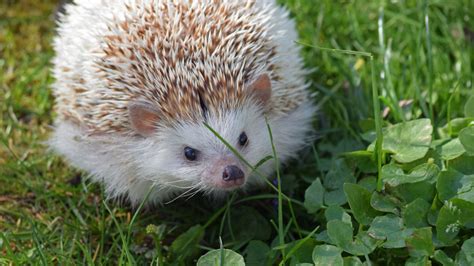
129 75 273 195
130 102 273 194
155 102 272 193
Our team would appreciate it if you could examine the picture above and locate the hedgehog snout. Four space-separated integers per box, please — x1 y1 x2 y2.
215 164 245 189
222 165 245 182
203 156 246 190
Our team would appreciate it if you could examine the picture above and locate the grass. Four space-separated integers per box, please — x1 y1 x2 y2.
1 0 473 265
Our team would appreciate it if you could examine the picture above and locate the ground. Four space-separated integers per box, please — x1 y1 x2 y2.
1 0 473 265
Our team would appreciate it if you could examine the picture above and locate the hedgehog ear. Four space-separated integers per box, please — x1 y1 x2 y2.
128 102 161 137
249 74 272 105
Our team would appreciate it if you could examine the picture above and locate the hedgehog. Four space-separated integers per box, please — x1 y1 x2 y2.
49 0 316 205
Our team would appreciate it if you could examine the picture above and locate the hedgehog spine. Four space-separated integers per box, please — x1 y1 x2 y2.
50 0 315 204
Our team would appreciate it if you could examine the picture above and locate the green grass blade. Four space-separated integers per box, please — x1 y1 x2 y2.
30 220 48 265
103 200 136 265
424 0 435 127
265 118 286 258
371 57 384 192
279 226 319 266
297 41 373 57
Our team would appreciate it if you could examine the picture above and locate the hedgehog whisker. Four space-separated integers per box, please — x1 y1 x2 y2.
164 189 195 204
184 186 205 201
161 181 198 190
164 182 203 204
166 184 198 190
179 182 204 199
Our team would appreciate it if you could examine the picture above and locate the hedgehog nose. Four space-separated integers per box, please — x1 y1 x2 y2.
222 165 244 181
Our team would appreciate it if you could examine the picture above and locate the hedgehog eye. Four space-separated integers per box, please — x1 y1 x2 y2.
238 132 248 147
184 146 198 161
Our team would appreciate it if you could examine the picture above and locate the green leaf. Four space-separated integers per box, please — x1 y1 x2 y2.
450 154 474 175
343 256 363 266
437 169 474 203
369 119 433 163
197 249 245 266
436 199 474 243
390 181 436 204
370 192 400 214
459 127 474 154
465 96 474 117
357 176 377 192
351 231 379 256
438 138 466 160
455 238 474 266
315 230 330 243
304 178 325 213
323 159 356 206
381 163 439 187
402 198 430 228
327 220 378 256
285 238 318 265
433 250 455 266
327 220 353 248
405 227 434 257
439 118 474 138
361 130 377 143
367 215 412 248
344 150 377 173
344 183 381 225
456 251 470 266
460 237 474 263
324 205 352 225
325 190 349 207
170 225 204 261
230 206 271 242
244 240 270 266
405 256 431 266
312 245 343 266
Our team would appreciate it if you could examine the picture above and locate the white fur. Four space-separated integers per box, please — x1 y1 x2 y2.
50 100 315 205
50 0 316 205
